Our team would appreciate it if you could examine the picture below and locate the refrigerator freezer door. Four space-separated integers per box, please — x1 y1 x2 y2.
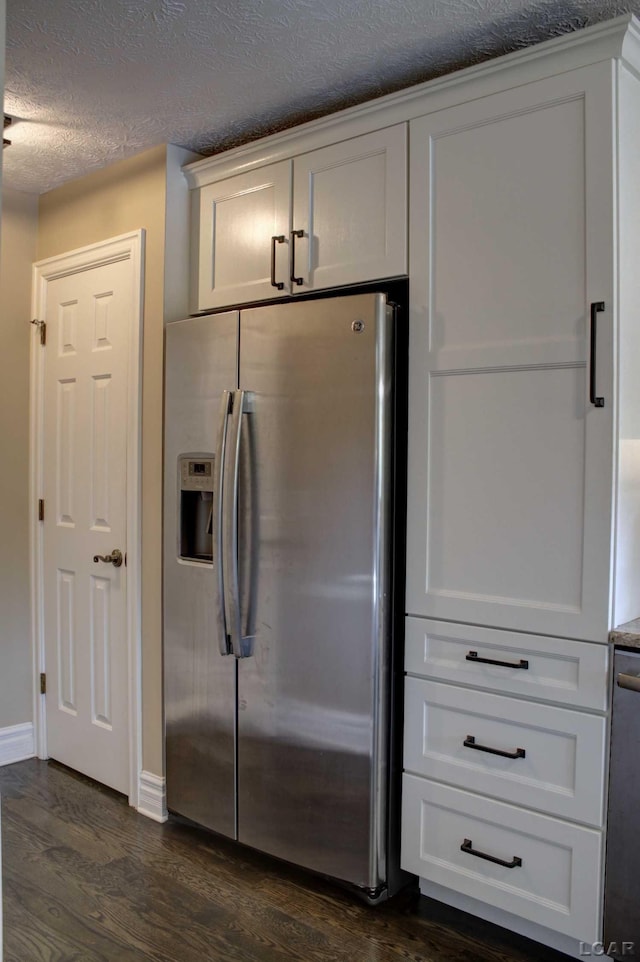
236 293 393 891
164 312 239 838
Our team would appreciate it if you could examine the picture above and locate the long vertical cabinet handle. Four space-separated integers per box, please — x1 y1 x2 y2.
222 390 251 658
214 391 233 655
290 229 304 286
590 301 605 408
270 235 285 290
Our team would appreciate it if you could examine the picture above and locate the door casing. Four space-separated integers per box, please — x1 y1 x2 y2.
30 230 145 807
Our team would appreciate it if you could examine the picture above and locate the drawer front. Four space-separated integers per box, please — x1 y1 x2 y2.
404 677 606 826
401 774 602 941
405 617 609 711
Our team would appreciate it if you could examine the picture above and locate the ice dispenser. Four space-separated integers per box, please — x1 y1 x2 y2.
178 455 214 563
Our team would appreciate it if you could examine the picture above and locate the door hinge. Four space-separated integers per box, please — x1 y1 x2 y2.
40 673 46 695
31 319 46 345
38 499 45 521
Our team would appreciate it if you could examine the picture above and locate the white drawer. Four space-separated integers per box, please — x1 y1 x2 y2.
405 617 609 711
401 774 602 942
404 677 606 826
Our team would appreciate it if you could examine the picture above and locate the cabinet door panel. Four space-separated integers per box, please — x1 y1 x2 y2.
195 162 291 311
293 126 407 291
401 774 602 942
426 366 585 615
405 617 609 711
406 63 614 640
404 677 606 825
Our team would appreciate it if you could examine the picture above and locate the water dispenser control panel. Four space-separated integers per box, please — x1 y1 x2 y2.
180 458 214 492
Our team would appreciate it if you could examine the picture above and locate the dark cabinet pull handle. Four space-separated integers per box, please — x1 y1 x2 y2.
463 734 525 759
466 651 529 670
590 301 605 408
461 838 522 869
290 229 304 286
270 235 285 290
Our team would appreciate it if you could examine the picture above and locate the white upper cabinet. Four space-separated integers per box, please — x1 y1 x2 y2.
191 125 407 312
194 162 292 311
291 127 407 293
405 63 616 642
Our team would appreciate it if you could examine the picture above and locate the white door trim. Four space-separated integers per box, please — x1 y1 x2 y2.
30 230 145 808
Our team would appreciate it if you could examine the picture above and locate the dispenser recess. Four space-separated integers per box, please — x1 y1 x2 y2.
178 455 214 563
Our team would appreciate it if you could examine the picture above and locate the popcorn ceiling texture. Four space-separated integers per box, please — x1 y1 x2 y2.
4 0 639 193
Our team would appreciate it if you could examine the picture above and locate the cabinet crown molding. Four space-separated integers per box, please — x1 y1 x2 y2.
183 13 640 190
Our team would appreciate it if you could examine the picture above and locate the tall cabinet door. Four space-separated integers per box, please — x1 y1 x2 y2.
164 312 239 838
292 126 407 292
194 162 291 311
406 62 615 642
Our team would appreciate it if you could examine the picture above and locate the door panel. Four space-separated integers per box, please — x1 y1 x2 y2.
164 312 239 838
42 260 131 794
236 294 392 889
293 126 407 292
195 163 291 311
406 63 614 640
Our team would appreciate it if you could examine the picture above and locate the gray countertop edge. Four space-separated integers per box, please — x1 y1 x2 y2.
610 617 640 648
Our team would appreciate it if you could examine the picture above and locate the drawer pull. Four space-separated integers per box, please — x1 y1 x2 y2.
461 838 522 869
464 734 526 759
466 651 529 670
617 672 640 693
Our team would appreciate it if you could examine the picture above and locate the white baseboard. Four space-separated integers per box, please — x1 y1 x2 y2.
137 770 167 823
0 723 35 767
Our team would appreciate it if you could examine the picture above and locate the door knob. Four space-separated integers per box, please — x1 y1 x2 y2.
93 549 123 568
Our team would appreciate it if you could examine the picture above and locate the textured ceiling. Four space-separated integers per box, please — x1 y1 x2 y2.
3 0 640 194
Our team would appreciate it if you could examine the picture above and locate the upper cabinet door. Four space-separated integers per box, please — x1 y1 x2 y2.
291 126 407 292
406 62 615 642
194 161 291 312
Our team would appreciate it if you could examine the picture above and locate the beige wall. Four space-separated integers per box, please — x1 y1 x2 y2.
0 188 39 729
38 144 175 777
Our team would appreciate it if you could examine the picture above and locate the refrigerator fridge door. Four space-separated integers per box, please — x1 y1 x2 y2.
236 293 393 892
164 312 239 838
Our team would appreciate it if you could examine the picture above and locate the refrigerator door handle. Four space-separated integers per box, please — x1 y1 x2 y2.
214 391 233 655
223 390 253 658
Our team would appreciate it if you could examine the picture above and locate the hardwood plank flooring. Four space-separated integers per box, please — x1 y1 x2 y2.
0 760 568 962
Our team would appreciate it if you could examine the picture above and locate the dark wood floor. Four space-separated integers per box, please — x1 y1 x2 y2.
0 759 568 962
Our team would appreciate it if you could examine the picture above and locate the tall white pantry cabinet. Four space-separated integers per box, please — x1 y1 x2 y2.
403 19 640 958
184 15 640 959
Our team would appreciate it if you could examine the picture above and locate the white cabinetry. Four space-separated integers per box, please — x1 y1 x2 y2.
406 63 615 643
402 775 603 942
194 162 291 310
191 126 407 312
290 128 406 293
402 621 608 943
404 676 607 824
402 18 640 954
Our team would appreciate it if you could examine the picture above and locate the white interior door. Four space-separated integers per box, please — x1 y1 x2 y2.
38 244 140 795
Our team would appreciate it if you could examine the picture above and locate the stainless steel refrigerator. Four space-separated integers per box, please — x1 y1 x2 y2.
163 292 403 901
